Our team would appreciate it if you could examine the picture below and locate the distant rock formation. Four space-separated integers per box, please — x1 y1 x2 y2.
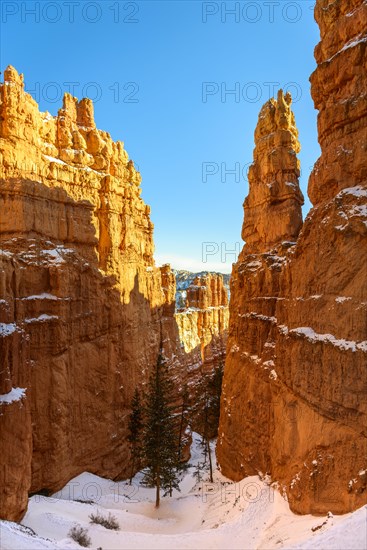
0 67 228 521
217 0 367 515
174 269 230 310
175 273 229 432
176 273 228 360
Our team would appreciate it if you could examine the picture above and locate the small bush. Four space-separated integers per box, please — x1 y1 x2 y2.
89 510 120 530
68 525 91 547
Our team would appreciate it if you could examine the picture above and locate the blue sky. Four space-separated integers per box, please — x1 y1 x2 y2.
1 0 320 272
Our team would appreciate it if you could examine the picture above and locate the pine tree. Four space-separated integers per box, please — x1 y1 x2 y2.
197 362 224 483
202 386 214 482
208 362 224 433
142 353 181 507
127 388 144 483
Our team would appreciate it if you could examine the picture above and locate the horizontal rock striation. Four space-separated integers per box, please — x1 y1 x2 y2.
175 273 229 432
242 89 304 253
217 0 367 515
0 64 164 520
175 273 228 361
0 67 187 520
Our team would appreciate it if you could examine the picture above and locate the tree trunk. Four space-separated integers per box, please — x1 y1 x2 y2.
177 403 185 462
155 470 160 508
129 451 135 485
207 439 213 483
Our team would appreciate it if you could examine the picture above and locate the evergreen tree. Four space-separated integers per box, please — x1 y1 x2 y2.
202 386 214 482
197 362 224 483
142 353 181 507
208 362 224 433
127 388 144 483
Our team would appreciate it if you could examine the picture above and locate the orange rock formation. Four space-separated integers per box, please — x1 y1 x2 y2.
242 89 304 252
0 66 229 521
217 0 367 515
176 273 228 367
176 273 229 432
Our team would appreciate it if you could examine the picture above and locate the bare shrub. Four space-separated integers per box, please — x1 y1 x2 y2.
68 525 91 547
89 510 120 530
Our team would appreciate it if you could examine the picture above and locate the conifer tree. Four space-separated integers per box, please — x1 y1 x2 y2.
127 388 144 483
142 352 181 507
209 362 224 433
202 386 214 482
197 362 224 483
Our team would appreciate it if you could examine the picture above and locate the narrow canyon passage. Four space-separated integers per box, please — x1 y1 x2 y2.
0 1 366 549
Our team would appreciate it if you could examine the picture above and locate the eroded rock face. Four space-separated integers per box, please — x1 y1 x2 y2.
308 0 367 205
217 0 367 515
175 273 228 360
0 66 230 521
242 89 304 253
175 273 229 432
0 67 177 521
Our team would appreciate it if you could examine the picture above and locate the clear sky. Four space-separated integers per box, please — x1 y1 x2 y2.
1 0 320 273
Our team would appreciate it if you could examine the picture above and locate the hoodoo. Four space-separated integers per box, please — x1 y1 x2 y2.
1 0 366 531
242 89 304 253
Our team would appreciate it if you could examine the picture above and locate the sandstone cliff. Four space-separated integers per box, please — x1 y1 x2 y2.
176 272 228 369
174 269 230 310
175 273 229 433
0 66 176 521
217 0 367 515
0 66 230 521
242 89 304 252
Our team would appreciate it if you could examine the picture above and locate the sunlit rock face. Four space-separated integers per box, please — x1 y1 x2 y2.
0 65 164 521
176 273 228 355
175 273 229 435
0 67 179 521
242 89 304 253
0 66 230 521
217 0 367 514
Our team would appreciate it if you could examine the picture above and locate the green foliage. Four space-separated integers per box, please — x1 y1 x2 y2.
198 362 224 439
177 383 190 462
142 352 181 506
196 362 224 482
193 460 208 483
208 362 224 432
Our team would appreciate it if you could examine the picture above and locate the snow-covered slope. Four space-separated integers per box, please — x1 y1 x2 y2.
0 435 366 550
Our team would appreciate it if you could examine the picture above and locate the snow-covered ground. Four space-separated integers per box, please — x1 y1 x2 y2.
1 435 366 550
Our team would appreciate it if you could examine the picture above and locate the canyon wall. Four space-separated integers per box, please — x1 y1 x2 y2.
0 65 172 521
176 273 228 364
217 0 367 515
0 67 226 521
175 273 229 433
